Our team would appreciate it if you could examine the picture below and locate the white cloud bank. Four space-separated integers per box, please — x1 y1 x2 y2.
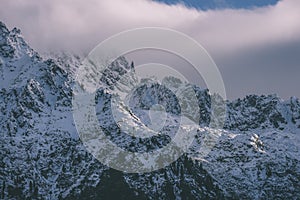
0 0 299 54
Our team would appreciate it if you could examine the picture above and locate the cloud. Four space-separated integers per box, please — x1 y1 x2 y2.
0 0 299 99
0 0 199 52
1 0 298 53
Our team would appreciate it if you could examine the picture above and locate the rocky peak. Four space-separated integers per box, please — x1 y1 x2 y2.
0 22 37 59
0 22 42 89
0 21 10 39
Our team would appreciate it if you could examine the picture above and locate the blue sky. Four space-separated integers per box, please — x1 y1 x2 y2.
154 0 280 10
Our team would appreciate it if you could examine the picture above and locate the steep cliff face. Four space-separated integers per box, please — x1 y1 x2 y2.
0 22 299 199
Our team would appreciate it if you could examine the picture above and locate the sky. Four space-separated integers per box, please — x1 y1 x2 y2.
154 0 279 10
0 0 299 100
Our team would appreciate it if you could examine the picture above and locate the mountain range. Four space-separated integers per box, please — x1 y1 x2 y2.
0 21 299 199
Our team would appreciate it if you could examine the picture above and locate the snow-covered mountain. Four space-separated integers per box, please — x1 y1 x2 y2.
0 21 299 199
